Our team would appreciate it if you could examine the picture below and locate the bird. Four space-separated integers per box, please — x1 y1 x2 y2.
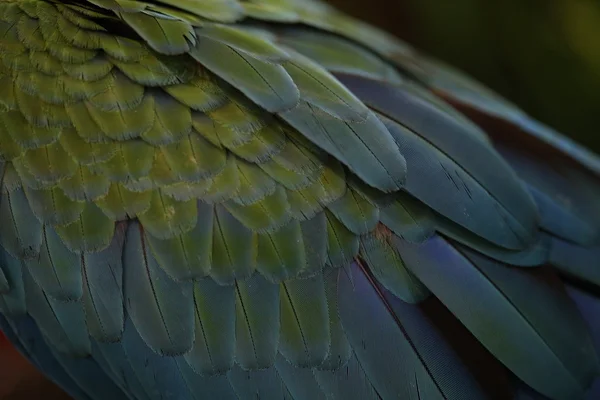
0 1 599 399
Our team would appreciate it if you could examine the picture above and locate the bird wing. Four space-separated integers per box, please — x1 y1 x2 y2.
1 1 599 400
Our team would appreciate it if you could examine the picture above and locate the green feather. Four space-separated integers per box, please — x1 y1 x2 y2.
146 200 213 281
185 278 235 375
201 153 240 203
328 187 379 235
279 272 329 366
119 9 195 55
284 50 369 122
164 69 228 112
24 184 84 225
95 183 151 220
196 24 290 62
225 185 291 233
380 193 436 243
233 159 276 205
138 190 197 239
58 127 117 165
190 35 299 113
141 90 192 144
161 132 226 181
59 164 110 202
210 204 256 284
54 202 114 252
256 219 305 282
3 110 61 149
325 210 359 268
234 273 279 369
360 233 429 303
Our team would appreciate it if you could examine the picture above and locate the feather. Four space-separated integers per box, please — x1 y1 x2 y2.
549 236 600 289
54 202 115 252
325 210 359 268
197 24 290 62
142 89 192 144
0 185 42 260
23 268 90 356
24 184 84 225
146 200 213 281
137 189 197 239
190 35 299 113
116 317 193 399
59 164 111 202
338 74 538 250
279 272 330 366
82 223 125 343
160 132 226 182
318 268 351 370
327 186 379 235
256 219 305 282
227 365 293 400
95 183 151 220
360 232 429 303
275 355 327 400
395 235 600 399
234 273 280 370
119 9 195 55
210 204 256 284
1 314 101 400
281 102 406 193
283 50 370 122
0 248 26 316
313 354 379 400
338 262 487 399
25 224 82 302
299 213 328 277
123 221 194 356
496 143 600 245
185 278 235 375
379 193 436 243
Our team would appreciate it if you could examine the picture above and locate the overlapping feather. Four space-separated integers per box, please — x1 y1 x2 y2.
0 1 599 400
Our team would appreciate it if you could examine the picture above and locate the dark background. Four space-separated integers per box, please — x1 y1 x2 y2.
328 0 600 152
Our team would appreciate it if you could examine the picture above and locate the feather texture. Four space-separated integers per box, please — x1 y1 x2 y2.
1 1 600 400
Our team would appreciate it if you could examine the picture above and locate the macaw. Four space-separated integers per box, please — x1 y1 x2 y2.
0 1 599 400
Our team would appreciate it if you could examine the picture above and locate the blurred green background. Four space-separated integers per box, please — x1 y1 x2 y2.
327 0 600 152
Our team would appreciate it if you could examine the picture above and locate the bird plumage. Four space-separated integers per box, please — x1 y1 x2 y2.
0 1 599 399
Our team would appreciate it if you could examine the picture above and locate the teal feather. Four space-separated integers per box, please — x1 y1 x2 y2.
360 233 429 303
82 223 125 343
299 213 328 277
395 235 599 399
325 210 359 267
338 262 486 399
338 74 538 250
0 248 26 316
256 219 305 282
210 204 255 284
279 272 330 366
281 102 406 193
227 365 293 400
25 224 82 301
123 221 194 356
318 268 351 370
0 185 42 259
23 268 90 356
185 277 235 375
275 355 327 400
234 273 279 370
